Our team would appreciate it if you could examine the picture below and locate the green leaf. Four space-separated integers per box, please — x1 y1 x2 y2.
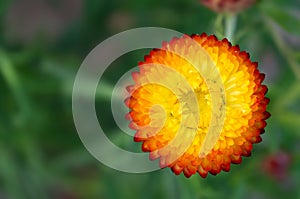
261 3 300 36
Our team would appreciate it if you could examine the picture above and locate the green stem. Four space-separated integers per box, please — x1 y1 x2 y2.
265 18 300 80
224 14 237 43
214 14 225 38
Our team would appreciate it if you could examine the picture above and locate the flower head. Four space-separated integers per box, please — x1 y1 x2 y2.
200 0 256 13
125 33 270 178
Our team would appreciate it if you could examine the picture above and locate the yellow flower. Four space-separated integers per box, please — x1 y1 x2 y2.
125 33 270 178
200 0 256 13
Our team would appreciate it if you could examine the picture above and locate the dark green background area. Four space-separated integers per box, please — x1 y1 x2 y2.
0 0 300 198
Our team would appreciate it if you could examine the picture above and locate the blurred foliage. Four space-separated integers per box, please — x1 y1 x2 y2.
0 0 300 199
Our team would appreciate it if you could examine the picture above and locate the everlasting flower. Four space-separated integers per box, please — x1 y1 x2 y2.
200 0 256 13
125 33 270 178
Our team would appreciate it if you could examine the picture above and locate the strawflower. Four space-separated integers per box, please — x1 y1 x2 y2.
200 0 256 13
125 33 270 178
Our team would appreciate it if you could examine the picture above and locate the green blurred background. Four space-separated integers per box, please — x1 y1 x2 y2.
1 0 300 198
